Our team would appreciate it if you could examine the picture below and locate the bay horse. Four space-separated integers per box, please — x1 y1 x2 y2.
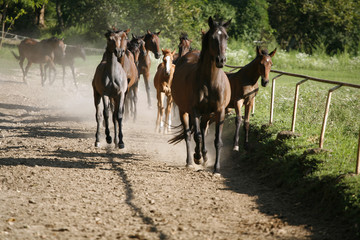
12 37 66 85
53 45 86 88
154 48 176 134
227 46 276 151
173 33 192 65
170 16 231 175
92 29 128 149
138 30 161 108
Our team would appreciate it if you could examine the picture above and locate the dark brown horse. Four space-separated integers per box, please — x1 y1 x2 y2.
170 16 231 175
53 45 86 88
117 30 139 122
173 33 192 65
92 30 128 148
138 30 161 108
227 46 276 151
154 48 176 133
12 37 66 85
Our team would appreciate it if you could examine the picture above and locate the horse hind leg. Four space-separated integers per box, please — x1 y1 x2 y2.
143 72 152 108
102 96 112 144
164 95 173 134
155 91 165 133
233 100 244 151
200 117 209 165
243 100 253 151
94 91 102 147
23 61 32 85
192 113 202 165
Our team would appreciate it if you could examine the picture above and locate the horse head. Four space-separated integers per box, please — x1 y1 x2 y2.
105 29 129 58
178 33 192 57
44 37 66 60
144 30 161 59
203 16 231 68
256 46 277 87
129 34 146 65
161 48 176 76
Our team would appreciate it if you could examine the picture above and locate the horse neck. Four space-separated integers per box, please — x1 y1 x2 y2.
198 50 221 86
105 49 120 78
242 57 261 84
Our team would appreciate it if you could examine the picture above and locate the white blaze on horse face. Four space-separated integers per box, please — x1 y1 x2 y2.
218 30 222 35
165 55 171 74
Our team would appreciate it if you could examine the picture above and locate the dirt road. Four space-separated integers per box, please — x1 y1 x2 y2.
0 65 351 239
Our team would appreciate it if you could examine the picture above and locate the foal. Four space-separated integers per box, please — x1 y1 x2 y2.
154 49 176 133
173 33 192 65
227 46 276 151
92 30 128 148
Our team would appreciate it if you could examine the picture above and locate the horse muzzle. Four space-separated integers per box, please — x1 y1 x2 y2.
261 77 269 87
155 52 161 59
215 56 226 68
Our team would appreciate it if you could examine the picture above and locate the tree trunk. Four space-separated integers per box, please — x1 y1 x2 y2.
38 4 46 28
0 3 9 49
56 0 64 32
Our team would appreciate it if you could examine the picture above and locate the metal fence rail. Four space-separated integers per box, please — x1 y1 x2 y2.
225 64 360 175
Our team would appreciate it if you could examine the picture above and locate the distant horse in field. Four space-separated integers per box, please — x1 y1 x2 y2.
138 30 161 108
53 45 86 88
173 33 192 65
227 46 276 151
154 48 176 133
169 16 231 174
12 37 66 85
124 34 147 120
92 30 128 148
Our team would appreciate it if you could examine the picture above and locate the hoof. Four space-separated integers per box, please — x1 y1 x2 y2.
186 164 195 169
106 136 112 144
193 153 201 164
95 142 101 148
213 172 221 177
118 143 125 149
233 145 239 151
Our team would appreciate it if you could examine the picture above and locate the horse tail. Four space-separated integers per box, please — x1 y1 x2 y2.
11 51 20 60
168 122 194 145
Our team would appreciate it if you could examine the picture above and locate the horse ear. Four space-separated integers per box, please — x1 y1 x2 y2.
270 48 277 57
223 19 232 29
147 30 151 34
172 49 176 55
156 31 161 36
132 33 136 39
125 29 130 34
208 16 214 28
256 45 262 56
161 49 166 55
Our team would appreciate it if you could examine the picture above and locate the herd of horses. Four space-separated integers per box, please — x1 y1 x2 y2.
11 16 276 175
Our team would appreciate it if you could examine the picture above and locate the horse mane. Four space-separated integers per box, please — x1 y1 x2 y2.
199 30 210 62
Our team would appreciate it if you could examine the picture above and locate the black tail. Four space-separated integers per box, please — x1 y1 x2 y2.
168 123 194 145
11 51 20 60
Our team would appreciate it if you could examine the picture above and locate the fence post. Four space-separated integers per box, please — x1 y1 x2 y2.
291 79 308 132
319 85 342 149
269 74 283 124
356 128 360 175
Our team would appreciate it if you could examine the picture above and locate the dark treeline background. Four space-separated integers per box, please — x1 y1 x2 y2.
2 0 360 55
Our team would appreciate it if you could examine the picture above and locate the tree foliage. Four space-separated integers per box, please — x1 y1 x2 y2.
6 0 360 55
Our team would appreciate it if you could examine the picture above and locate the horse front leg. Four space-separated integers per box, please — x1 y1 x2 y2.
94 90 102 147
132 82 138 122
70 65 78 89
115 92 125 149
192 111 202 165
233 100 244 151
243 99 253 150
102 96 112 145
155 91 165 133
180 111 193 168
19 57 28 84
200 116 210 165
164 94 173 134
214 109 226 175
143 71 152 108
40 64 45 86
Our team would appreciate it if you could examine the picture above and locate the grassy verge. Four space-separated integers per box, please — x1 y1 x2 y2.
225 47 360 236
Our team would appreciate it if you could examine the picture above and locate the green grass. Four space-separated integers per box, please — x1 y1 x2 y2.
225 47 360 236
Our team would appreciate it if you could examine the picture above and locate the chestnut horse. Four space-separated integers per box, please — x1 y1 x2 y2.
170 16 231 174
173 33 192 65
12 37 66 85
53 45 86 88
92 30 128 148
154 49 176 133
138 30 161 108
227 46 276 151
